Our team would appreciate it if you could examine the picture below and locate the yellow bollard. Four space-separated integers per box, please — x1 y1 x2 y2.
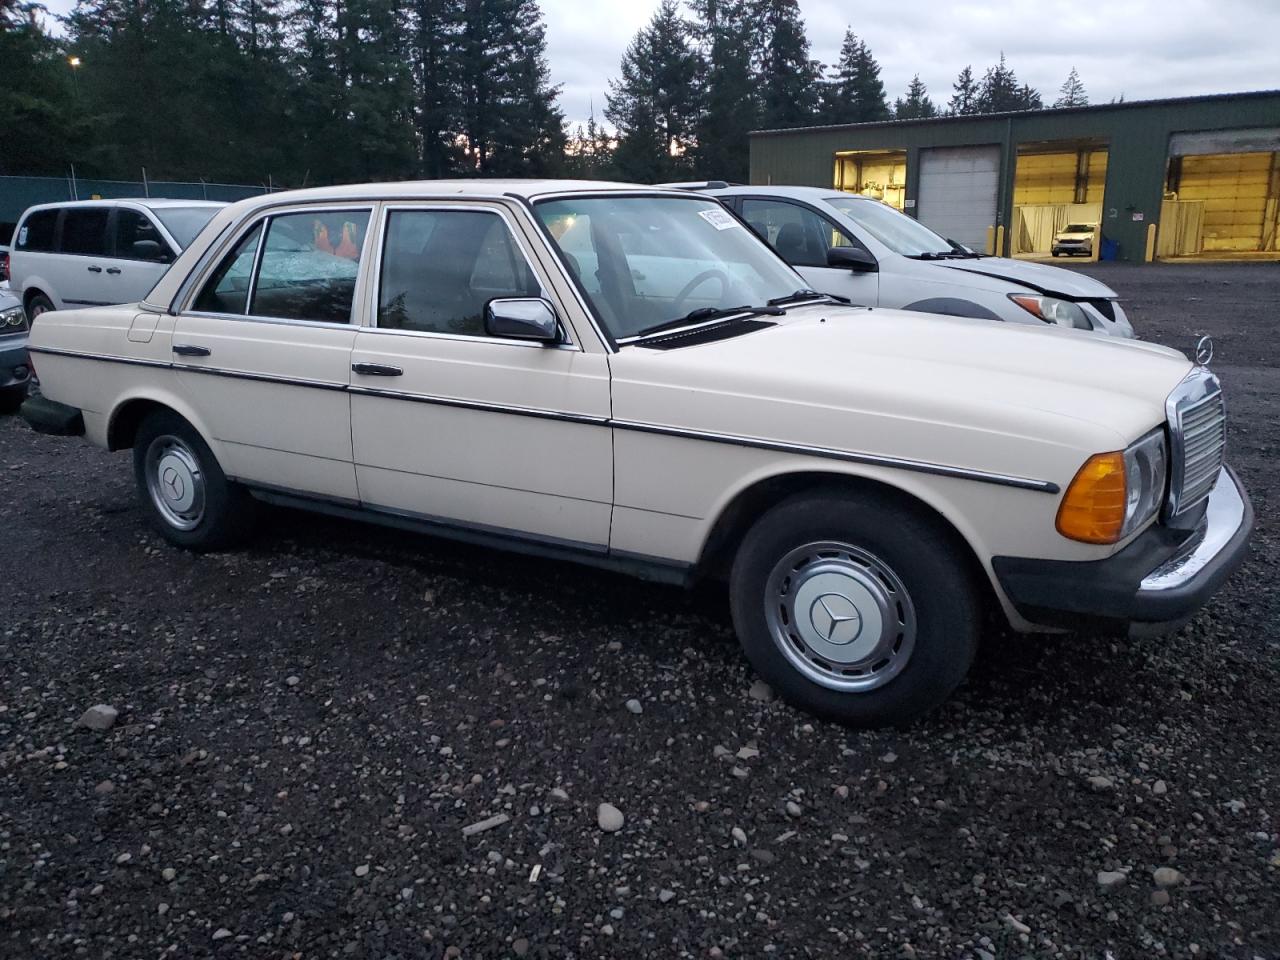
1089 225 1101 263
995 224 1005 257
1145 223 1157 262
985 225 995 256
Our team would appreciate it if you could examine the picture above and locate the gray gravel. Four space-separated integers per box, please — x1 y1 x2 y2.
1 261 1278 958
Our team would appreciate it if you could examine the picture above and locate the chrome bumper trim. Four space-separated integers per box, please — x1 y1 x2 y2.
1140 467 1244 592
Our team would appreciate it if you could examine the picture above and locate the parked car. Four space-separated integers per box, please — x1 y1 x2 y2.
1053 222 1099 257
8 199 225 319
0 287 30 409
688 185 1134 337
19 181 1250 726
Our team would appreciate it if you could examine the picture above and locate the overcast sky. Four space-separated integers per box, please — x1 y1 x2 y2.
39 0 1280 128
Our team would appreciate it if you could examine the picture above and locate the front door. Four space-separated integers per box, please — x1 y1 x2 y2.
106 207 177 304
349 203 613 549
172 206 374 500
737 197 879 307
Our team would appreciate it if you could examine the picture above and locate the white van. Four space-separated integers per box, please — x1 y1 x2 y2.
9 199 224 319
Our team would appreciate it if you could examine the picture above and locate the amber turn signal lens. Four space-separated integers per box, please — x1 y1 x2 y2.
1056 451 1127 544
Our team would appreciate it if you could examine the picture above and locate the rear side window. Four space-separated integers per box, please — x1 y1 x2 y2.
15 210 58 252
60 209 110 256
193 224 262 314
250 210 369 323
115 209 174 263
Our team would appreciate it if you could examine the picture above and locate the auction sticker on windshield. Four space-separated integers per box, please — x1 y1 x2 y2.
698 208 739 231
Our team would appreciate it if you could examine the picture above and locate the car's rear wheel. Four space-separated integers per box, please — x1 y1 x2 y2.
729 491 980 727
26 292 55 320
132 410 256 550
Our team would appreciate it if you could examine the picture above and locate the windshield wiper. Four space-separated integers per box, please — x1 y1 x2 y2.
767 288 826 307
632 304 785 340
906 251 962 260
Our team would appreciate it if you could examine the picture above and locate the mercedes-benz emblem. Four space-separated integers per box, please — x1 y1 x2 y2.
1194 335 1214 366
810 593 863 645
162 467 184 499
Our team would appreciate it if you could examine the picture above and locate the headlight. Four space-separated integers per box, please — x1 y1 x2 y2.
1056 429 1168 544
1 305 26 331
1009 294 1091 330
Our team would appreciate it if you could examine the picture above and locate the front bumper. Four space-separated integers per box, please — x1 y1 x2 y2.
0 333 30 391
992 466 1252 634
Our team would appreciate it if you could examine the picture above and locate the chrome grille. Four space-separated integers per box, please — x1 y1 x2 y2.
1166 370 1226 518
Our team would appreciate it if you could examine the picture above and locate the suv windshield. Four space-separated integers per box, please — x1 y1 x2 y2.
534 195 803 341
824 195 954 257
154 206 220 249
1062 223 1094 233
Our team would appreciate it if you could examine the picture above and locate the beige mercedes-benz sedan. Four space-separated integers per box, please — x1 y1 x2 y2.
19 180 1252 726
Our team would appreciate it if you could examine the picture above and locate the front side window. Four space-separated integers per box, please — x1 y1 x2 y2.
60 209 110 256
16 210 58 252
377 209 543 336
740 199 858 268
193 224 262 315
115 209 174 262
249 210 369 323
534 196 802 340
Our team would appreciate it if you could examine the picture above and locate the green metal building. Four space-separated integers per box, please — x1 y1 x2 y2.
748 89 1280 263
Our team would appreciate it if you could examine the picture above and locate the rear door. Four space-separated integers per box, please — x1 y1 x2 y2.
53 206 114 308
172 205 373 500
107 206 177 303
349 202 613 548
737 197 879 305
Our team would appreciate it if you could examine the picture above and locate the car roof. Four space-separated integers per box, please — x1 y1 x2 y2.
703 184 853 203
21 198 227 215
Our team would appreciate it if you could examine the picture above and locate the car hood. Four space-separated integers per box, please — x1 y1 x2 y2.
931 255 1115 299
611 304 1193 482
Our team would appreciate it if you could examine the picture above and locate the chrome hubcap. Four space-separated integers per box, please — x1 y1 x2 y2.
145 436 205 531
764 541 916 693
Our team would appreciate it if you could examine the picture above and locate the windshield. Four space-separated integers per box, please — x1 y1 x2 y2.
534 196 804 340
824 195 953 257
154 206 220 249
1062 223 1095 233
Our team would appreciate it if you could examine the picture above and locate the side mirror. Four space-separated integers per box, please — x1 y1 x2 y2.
485 297 560 343
826 246 878 273
132 239 165 261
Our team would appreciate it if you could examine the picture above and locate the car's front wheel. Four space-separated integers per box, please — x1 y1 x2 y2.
132 410 256 550
729 491 980 727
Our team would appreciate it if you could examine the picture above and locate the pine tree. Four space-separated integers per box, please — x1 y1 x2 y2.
1054 66 1087 107
974 53 1040 113
948 65 978 115
893 74 936 120
754 0 820 129
688 0 759 181
818 29 889 124
606 0 700 182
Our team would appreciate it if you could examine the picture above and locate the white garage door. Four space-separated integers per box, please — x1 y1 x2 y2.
917 145 1001 251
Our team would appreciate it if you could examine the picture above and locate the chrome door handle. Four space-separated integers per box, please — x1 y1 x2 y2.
106 267 122 275
172 344 211 357
351 362 403 377
87 265 102 273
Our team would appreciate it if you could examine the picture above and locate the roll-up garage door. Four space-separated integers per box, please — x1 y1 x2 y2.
916 145 1000 251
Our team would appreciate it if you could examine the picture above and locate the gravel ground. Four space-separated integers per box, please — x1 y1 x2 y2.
1 261 1277 959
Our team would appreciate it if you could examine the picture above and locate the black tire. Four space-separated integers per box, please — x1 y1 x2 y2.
1051 251 1060 257
132 409 256 550
26 292 55 320
729 491 981 727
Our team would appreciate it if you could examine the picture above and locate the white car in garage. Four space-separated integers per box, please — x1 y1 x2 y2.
698 185 1134 337
8 199 225 320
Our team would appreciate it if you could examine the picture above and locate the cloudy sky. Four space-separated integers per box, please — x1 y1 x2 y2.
38 0 1280 128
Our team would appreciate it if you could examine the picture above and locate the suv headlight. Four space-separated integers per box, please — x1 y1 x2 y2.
1056 429 1168 544
1009 294 1091 330
1 304 26 332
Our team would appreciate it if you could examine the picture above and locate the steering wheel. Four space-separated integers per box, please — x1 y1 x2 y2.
671 269 730 316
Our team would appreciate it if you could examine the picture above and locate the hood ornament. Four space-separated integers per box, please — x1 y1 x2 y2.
1194 335 1214 366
